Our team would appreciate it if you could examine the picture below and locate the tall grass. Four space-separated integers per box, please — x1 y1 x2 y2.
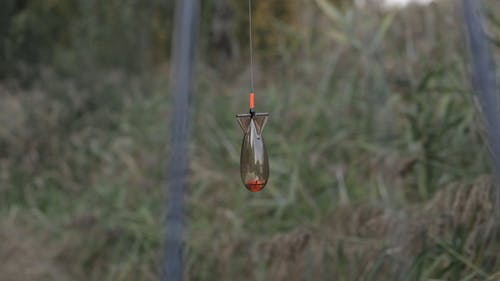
0 0 499 280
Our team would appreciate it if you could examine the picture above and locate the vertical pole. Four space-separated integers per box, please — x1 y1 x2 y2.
163 0 198 280
462 0 500 212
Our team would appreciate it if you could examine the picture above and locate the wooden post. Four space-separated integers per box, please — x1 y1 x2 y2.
462 0 500 211
163 0 198 280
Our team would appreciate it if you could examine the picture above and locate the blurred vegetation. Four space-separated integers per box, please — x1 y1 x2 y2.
1 0 500 280
0 0 174 79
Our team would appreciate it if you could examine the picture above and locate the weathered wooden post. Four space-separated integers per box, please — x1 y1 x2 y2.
462 0 500 211
163 0 198 280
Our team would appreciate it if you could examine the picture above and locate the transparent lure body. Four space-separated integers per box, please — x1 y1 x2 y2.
236 113 269 192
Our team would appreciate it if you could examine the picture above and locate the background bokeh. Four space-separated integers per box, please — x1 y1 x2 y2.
1 0 500 280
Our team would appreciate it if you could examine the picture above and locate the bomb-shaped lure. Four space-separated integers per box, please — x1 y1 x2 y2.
237 0 270 192
236 93 269 192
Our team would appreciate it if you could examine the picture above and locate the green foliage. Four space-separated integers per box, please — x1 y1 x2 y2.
0 0 499 280
0 0 174 79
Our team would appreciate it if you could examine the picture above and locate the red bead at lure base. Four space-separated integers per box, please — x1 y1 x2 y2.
236 112 269 192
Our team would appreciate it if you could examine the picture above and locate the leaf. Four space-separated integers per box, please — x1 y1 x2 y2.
368 11 397 53
314 0 343 24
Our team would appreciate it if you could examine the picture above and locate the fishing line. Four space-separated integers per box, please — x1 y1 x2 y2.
248 0 255 107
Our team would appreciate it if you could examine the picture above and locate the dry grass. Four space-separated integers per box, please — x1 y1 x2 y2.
0 217 71 281
198 176 499 281
2 176 497 280
1 0 499 280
